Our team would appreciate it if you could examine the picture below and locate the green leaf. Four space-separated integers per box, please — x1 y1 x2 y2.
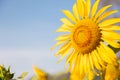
118 60 120 64
8 73 14 79
31 76 37 80
18 72 28 79
0 78 3 80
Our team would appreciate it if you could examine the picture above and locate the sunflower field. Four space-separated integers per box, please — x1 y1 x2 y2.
0 0 120 80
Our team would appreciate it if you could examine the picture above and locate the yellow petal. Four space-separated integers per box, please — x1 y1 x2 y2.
97 45 113 64
102 37 120 48
33 65 46 77
69 51 78 72
89 53 94 71
91 50 102 70
91 0 100 17
100 42 117 65
101 25 120 30
94 5 112 21
51 40 67 50
55 42 71 56
72 3 80 21
60 24 72 29
97 10 118 23
56 28 70 32
56 24 71 32
70 50 78 65
56 34 70 41
86 54 90 73
69 63 73 72
74 54 80 73
62 10 77 22
77 0 84 18
88 70 95 80
101 31 120 40
83 54 87 73
79 54 84 75
66 50 75 64
105 64 119 80
60 18 74 26
85 0 91 17
94 50 105 69
99 18 120 27
57 48 72 63
101 43 117 62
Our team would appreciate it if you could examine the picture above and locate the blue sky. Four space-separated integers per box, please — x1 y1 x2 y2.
0 0 76 77
0 0 120 78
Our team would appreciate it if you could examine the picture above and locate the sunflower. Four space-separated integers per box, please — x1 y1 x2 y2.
70 71 85 80
105 63 120 80
53 0 120 78
70 70 94 80
33 65 47 80
104 53 120 80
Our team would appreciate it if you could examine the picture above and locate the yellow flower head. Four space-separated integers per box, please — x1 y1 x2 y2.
105 64 120 80
33 65 47 80
70 71 94 80
53 0 120 78
70 72 85 80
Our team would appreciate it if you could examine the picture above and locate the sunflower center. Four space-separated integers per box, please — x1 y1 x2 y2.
78 30 86 42
71 19 101 54
74 26 91 47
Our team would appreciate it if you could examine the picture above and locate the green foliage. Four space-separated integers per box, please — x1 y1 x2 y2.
31 76 37 80
118 78 120 80
118 60 120 64
16 72 28 80
0 65 28 80
0 65 14 80
62 78 68 80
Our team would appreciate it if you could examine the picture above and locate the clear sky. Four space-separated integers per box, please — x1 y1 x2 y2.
0 0 76 77
0 0 119 78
